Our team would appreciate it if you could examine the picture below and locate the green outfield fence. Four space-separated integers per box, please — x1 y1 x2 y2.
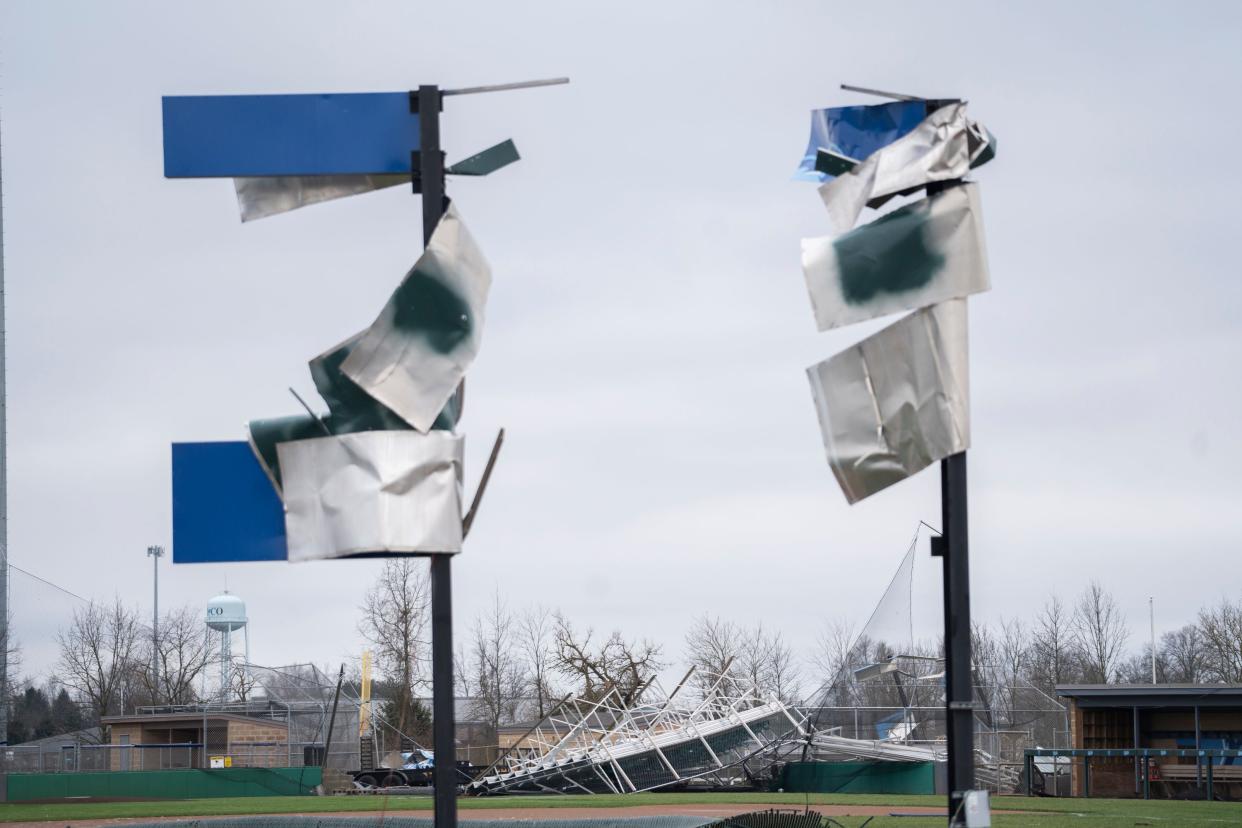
4 765 323 801
780 761 935 794
111 820 716 828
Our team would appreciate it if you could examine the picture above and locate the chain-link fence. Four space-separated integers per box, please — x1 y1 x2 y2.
1 740 359 775
802 698 1071 794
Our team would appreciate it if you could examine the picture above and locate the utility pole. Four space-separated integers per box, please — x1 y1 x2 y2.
1150 597 1157 685
147 545 164 702
0 93 8 747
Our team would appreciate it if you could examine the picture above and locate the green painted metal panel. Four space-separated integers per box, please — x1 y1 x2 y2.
6 766 321 801
781 761 935 794
447 139 520 176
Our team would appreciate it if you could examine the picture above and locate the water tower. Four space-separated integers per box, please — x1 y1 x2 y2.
206 592 248 702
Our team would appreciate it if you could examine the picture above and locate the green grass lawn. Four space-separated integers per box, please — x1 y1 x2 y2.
1 792 1240 826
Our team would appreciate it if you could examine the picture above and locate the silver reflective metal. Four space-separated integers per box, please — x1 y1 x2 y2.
807 300 970 504
817 103 973 231
801 183 989 332
234 175 406 222
279 430 464 560
341 202 491 432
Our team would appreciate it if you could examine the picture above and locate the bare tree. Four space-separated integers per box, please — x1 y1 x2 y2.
136 607 212 705
685 616 738 674
734 624 801 704
1161 624 1209 683
812 617 858 705
467 592 527 731
1197 599 1242 682
760 629 802 704
57 599 143 724
971 622 1002 727
454 642 473 697
229 663 260 702
1029 595 1077 695
1116 645 1169 684
518 606 558 718
359 559 430 737
996 617 1029 722
551 613 662 703
685 615 740 700
1071 582 1129 683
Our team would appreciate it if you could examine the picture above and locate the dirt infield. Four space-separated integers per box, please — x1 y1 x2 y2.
4 802 949 827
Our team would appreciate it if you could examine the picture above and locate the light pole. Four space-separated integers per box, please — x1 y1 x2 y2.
1150 597 1157 685
147 545 164 702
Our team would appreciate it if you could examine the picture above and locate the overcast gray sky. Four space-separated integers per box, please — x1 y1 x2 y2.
2 1 1240 692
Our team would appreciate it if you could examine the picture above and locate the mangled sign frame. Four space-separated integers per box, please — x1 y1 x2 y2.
162 78 565 828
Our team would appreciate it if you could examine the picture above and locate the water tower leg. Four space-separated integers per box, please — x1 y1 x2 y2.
221 628 231 703
244 625 251 698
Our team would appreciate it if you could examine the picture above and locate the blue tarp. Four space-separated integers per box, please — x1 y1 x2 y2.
794 99 929 183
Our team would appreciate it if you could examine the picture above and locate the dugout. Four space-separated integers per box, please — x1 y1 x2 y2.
102 712 290 771
1057 684 1242 798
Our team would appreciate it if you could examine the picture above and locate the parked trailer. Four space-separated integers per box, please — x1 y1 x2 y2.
351 749 481 790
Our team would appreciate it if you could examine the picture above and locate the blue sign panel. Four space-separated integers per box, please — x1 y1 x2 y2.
162 93 420 177
172 442 287 563
794 99 929 183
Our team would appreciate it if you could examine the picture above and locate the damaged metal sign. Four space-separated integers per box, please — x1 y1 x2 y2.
247 413 328 495
816 103 975 232
310 333 462 434
280 430 464 560
807 300 970 504
239 202 488 558
232 142 520 222
341 202 491 432
796 97 996 185
795 99 930 183
802 183 989 332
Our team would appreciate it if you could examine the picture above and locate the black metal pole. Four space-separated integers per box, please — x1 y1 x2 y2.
419 84 446 246
418 83 456 828
941 452 973 824
321 664 345 784
430 556 455 820
923 100 974 823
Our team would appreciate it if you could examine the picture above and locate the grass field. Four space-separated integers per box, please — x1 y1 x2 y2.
2 792 1241 826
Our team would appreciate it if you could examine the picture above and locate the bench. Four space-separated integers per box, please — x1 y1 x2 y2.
1157 763 1242 782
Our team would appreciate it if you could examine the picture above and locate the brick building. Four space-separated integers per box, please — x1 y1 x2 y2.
102 712 290 771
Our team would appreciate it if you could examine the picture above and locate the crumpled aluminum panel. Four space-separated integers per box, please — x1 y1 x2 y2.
234 174 406 222
807 299 969 504
802 183 989 332
308 333 462 434
817 102 973 231
279 430 463 560
341 202 491 432
247 413 326 495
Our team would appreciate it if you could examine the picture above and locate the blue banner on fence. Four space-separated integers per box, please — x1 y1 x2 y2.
162 92 420 177
794 99 928 183
172 442 287 563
